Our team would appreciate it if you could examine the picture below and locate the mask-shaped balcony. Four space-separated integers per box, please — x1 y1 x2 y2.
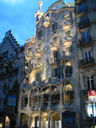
43 16 50 27
62 20 72 30
48 58 59 67
49 42 59 51
25 52 33 60
33 63 43 71
79 57 94 68
79 36 93 47
63 36 73 47
35 48 43 57
78 18 90 29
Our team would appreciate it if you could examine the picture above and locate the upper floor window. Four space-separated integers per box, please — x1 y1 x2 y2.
52 67 61 78
38 30 42 39
62 60 72 78
35 72 40 81
66 46 72 52
65 31 71 37
53 36 57 42
87 76 94 90
37 57 41 64
79 2 87 13
83 31 89 42
53 51 58 59
85 51 91 61
36 16 39 22
52 22 57 33
38 43 42 49
28 47 32 53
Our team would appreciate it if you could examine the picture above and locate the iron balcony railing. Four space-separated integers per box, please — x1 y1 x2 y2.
79 57 94 67
78 18 90 29
79 36 92 45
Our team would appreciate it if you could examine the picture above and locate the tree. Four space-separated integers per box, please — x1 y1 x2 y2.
0 53 25 128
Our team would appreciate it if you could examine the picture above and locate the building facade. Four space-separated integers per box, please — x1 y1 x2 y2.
0 30 24 128
75 0 96 127
18 1 80 128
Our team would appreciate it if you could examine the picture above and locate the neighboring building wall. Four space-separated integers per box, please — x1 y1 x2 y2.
0 30 24 128
75 0 96 127
18 1 80 128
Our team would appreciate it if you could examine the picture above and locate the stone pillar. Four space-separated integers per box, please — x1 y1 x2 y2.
17 113 20 127
48 114 50 128
50 116 53 128
39 114 41 128
28 115 31 128
60 114 62 128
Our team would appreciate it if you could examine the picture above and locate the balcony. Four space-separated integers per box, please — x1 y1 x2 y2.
33 63 43 71
43 16 50 27
48 58 59 66
49 42 59 51
62 20 72 30
78 18 90 29
25 52 33 60
35 48 43 57
76 6 88 17
79 36 93 47
79 57 95 68
63 36 73 46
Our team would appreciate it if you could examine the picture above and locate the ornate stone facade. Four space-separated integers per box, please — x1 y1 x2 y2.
18 1 80 128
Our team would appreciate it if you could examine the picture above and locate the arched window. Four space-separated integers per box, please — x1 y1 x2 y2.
62 60 72 78
51 85 60 106
42 86 50 107
63 81 74 105
21 90 28 108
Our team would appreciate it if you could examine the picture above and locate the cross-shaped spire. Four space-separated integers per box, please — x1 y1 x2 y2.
38 1 42 11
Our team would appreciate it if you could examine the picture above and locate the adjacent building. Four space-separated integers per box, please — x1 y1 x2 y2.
0 30 24 128
75 0 96 127
18 1 80 128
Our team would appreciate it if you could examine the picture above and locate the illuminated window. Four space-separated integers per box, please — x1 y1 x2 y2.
62 60 72 78
63 81 74 105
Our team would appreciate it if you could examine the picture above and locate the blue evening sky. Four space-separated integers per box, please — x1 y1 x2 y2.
0 0 74 46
